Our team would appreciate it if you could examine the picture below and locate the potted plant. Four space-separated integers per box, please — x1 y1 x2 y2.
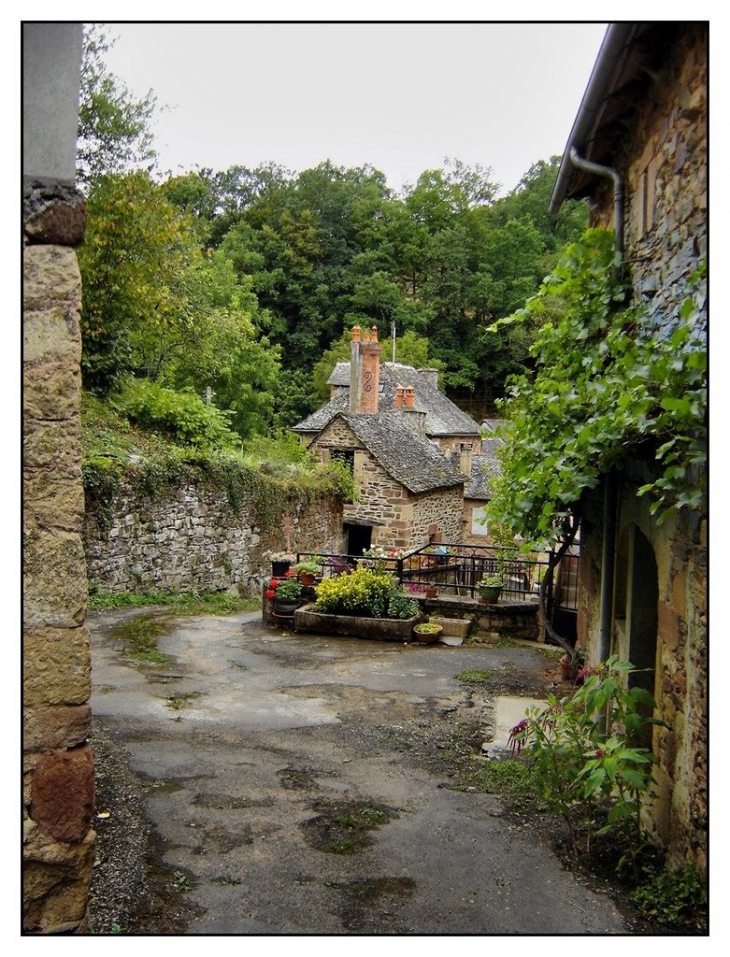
477 575 503 604
413 621 443 644
271 553 295 577
268 577 303 615
292 559 321 586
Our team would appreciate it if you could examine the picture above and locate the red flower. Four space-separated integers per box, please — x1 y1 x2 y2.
265 589 276 600
508 718 529 754
269 578 280 588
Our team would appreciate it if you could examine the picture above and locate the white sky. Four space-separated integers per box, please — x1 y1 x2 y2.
101 21 608 196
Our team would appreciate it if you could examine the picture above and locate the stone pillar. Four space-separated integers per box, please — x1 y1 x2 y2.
23 23 95 935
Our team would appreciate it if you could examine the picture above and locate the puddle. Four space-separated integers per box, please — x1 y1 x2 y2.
488 694 546 754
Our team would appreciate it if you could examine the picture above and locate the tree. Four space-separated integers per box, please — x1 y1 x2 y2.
78 169 282 436
78 171 200 394
77 25 159 186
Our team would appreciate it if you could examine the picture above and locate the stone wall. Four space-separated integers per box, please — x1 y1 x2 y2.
23 196 95 932
593 25 707 324
84 480 343 597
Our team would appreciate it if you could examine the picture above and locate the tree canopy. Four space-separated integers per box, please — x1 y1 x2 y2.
77 27 592 447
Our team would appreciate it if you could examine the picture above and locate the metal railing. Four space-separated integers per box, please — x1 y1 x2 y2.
296 542 580 609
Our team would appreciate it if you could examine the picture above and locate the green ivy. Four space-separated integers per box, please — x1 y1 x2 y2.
486 229 707 545
82 455 123 534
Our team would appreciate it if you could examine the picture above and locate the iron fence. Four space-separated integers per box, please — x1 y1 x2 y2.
297 543 579 605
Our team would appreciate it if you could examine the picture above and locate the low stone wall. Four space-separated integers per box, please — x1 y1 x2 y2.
421 595 540 641
84 481 343 598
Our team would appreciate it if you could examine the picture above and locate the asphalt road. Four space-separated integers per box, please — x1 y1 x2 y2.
89 607 630 936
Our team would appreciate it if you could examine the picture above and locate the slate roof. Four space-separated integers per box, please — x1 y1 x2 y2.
293 362 482 438
322 412 467 494
466 434 504 500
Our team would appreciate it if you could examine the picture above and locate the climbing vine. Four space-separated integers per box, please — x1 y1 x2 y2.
486 228 707 547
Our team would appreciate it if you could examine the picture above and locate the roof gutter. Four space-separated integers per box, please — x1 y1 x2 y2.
549 22 640 217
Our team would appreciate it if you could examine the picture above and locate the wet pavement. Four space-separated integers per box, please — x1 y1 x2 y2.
89 607 630 935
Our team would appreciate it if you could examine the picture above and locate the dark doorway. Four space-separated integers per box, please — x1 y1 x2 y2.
615 524 659 750
344 523 372 556
627 527 659 748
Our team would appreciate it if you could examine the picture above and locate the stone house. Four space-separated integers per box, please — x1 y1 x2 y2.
550 22 707 874
292 327 495 553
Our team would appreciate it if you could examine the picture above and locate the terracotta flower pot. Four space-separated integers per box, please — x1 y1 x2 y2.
413 623 443 644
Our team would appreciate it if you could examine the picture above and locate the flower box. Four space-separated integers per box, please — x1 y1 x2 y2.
293 605 421 642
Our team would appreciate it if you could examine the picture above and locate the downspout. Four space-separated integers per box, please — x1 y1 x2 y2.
568 147 624 255
566 149 624 663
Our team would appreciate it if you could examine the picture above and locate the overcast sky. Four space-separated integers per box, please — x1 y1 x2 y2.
100 21 608 196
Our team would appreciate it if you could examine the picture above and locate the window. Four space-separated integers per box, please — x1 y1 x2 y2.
471 506 488 536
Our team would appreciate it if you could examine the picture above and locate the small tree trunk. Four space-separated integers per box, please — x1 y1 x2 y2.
538 516 579 657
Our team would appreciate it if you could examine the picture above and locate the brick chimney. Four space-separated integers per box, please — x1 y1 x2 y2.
359 326 381 413
401 384 427 435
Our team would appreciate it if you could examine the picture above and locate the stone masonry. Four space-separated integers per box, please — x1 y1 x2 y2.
23 214 96 932
84 482 343 598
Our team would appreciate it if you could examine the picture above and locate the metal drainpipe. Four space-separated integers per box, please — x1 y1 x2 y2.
569 147 624 255
568 148 624 662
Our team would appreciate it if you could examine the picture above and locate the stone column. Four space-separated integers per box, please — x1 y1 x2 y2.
22 23 95 935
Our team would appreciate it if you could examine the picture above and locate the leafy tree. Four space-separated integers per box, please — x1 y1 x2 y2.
489 157 589 260
78 171 201 394
77 24 158 187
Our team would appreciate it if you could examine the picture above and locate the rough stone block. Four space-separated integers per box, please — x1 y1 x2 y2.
23 363 81 421
23 529 88 629
23 626 91 706
30 744 94 843
22 831 95 934
23 705 91 752
23 470 85 533
24 196 86 246
23 417 82 472
23 245 82 306
23 307 81 366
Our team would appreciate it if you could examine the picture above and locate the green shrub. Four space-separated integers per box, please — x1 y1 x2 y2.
509 655 658 871
632 863 708 930
314 567 417 619
113 379 236 449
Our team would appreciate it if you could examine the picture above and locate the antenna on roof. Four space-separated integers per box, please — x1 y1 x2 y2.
390 321 396 363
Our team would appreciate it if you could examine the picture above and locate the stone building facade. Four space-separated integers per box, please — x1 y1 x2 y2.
84 480 343 597
550 22 707 873
293 328 489 553
22 24 96 933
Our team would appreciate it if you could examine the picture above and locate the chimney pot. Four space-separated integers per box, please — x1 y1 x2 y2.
351 326 361 342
